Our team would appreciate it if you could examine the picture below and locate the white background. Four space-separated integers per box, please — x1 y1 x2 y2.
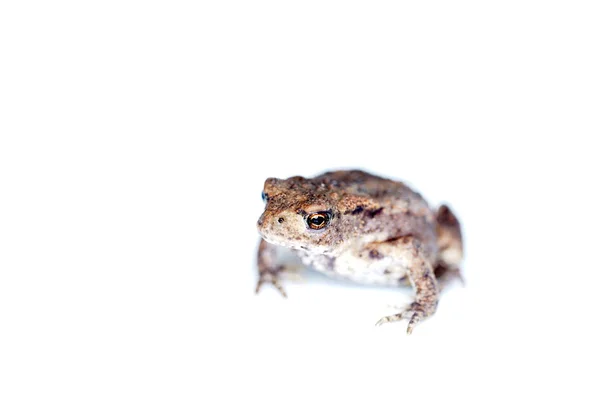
1 1 599 399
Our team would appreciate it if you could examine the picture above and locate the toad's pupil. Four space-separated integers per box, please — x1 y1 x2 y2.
311 216 325 225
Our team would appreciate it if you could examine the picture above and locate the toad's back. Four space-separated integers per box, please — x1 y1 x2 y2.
314 170 432 217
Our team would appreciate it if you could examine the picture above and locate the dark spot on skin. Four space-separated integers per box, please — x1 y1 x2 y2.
296 209 307 217
384 234 412 244
351 206 364 215
369 249 383 259
278 217 285 223
366 207 383 218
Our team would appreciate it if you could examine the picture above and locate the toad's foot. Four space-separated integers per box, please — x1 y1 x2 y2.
256 238 290 297
255 265 288 298
375 302 431 335
372 236 439 334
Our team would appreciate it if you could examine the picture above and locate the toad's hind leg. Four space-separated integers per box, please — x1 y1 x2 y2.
375 236 439 334
435 204 464 290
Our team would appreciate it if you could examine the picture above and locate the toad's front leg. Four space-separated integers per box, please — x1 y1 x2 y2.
255 238 288 298
375 236 440 334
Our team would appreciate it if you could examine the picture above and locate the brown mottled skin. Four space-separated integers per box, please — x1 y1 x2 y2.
256 170 463 334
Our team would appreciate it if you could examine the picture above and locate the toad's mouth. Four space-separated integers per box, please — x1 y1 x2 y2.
259 233 304 250
258 232 332 254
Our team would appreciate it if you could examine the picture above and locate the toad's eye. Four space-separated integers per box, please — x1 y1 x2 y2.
306 212 331 230
261 192 269 202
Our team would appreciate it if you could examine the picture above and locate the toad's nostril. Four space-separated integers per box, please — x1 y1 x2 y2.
278 217 285 224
